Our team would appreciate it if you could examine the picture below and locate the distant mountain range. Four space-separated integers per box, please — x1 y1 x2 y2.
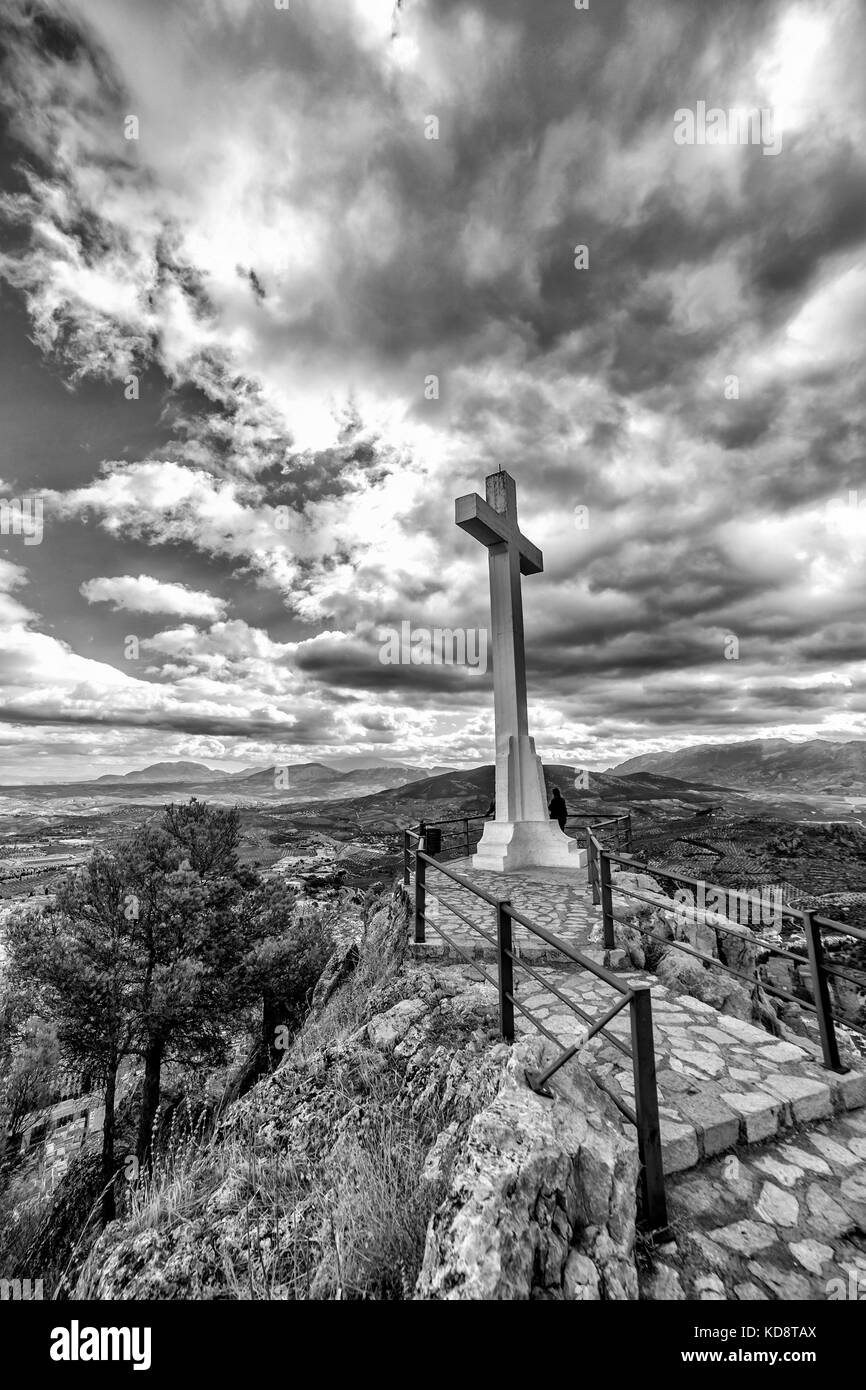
89 760 456 797
610 739 866 794
11 742 865 803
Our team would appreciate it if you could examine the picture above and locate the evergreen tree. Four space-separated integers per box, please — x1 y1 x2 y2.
123 803 255 1163
5 852 138 1222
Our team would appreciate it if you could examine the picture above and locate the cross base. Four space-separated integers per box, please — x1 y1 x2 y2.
472 819 586 873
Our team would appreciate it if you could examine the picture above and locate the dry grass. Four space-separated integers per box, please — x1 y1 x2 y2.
74 1081 442 1300
317 1103 441 1300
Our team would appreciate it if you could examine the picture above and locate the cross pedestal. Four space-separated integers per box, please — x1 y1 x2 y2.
456 471 585 872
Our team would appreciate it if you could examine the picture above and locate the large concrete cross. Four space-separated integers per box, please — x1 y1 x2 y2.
456 470 583 871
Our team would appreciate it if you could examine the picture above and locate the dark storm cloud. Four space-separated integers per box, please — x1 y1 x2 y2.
0 704 334 742
294 634 493 698
0 0 865 777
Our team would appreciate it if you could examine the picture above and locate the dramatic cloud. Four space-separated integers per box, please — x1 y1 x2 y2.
0 0 865 780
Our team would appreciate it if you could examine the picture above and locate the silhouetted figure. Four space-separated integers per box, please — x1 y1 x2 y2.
548 787 567 832
485 800 495 818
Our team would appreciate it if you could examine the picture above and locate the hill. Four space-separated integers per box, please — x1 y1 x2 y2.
234 762 345 790
93 762 224 784
233 762 444 797
322 757 455 775
320 762 747 836
610 739 866 794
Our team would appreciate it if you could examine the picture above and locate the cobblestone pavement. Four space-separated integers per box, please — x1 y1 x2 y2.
415 857 600 962
442 959 866 1175
654 1110 866 1299
409 860 866 1299
412 867 866 1177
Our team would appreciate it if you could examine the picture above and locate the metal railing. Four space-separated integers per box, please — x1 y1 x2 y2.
402 821 669 1237
402 810 632 884
402 813 490 881
584 827 866 1074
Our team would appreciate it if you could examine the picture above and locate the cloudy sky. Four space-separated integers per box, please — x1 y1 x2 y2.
0 0 864 784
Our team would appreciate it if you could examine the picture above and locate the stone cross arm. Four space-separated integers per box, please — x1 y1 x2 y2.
454 489 543 576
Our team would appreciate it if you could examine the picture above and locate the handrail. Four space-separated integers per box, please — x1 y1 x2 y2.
404 797 865 1234
589 833 859 935
419 812 490 829
584 820 865 1071
415 849 631 994
403 826 669 1237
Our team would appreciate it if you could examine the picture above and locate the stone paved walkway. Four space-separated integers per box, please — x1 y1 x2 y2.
408 856 866 1299
417 857 601 963
410 863 866 1177
653 1109 866 1299
442 960 866 1175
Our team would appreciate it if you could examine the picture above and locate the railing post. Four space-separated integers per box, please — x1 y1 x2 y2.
402 829 410 890
600 850 615 950
626 812 632 849
496 899 515 1042
414 838 426 944
586 830 600 905
803 910 845 1072
464 817 470 857
629 983 669 1238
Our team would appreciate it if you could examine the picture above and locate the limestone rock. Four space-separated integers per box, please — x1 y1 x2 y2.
804 1184 853 1238
696 1272 726 1300
746 1263 813 1300
734 1281 769 1300
563 1250 600 1300
310 939 361 1012
365 997 429 1051
708 1219 776 1255
656 951 751 1021
643 1263 685 1300
417 1039 639 1301
755 1181 799 1228
790 1239 834 1276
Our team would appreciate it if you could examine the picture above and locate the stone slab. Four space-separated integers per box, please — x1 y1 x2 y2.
759 1073 833 1124
721 1091 780 1143
676 1091 740 1159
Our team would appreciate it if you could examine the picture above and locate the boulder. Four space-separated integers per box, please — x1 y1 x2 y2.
310 939 360 1012
416 1039 639 1300
656 950 751 1021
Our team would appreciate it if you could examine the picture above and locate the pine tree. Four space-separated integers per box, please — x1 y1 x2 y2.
5 852 137 1222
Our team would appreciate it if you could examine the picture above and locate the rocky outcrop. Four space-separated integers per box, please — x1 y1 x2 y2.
417 1038 639 1301
609 870 801 1036
77 889 642 1301
655 950 752 1022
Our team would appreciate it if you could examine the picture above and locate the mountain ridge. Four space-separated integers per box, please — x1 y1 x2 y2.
609 738 866 793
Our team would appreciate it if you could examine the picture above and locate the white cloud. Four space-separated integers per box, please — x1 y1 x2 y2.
80 574 227 619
